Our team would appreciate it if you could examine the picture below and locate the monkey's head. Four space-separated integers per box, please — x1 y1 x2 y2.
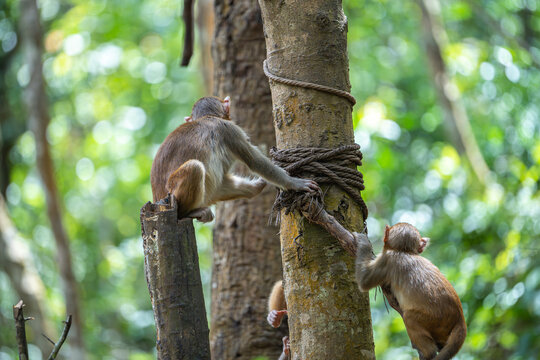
185 96 231 122
383 223 430 254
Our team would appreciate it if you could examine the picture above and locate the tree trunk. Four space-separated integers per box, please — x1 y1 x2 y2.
19 0 85 357
141 199 210 360
0 195 55 357
417 0 490 184
211 1 286 359
258 1 375 359
196 0 215 93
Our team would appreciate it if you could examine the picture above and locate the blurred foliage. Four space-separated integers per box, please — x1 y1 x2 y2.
0 0 538 359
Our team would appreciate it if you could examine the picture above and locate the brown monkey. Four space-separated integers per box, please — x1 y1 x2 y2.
151 96 318 222
355 223 466 360
267 280 289 360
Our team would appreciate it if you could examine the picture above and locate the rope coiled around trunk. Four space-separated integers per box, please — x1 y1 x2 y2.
271 144 368 222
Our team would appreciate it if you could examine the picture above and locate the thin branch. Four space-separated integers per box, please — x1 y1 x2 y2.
13 300 29 360
47 315 72 360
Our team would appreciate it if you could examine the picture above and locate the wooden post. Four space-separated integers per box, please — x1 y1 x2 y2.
140 197 210 360
258 0 375 358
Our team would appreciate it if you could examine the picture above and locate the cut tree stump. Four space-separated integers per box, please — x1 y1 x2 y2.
140 196 210 360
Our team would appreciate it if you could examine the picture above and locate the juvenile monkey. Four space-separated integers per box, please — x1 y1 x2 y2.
355 223 466 360
267 280 289 360
151 96 318 222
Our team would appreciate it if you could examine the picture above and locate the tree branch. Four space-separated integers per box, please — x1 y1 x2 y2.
13 300 29 360
47 315 72 360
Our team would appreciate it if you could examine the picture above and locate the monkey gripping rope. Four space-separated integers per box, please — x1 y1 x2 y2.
270 144 368 230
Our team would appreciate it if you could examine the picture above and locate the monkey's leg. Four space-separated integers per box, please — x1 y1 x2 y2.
212 175 266 202
166 159 206 218
403 314 438 360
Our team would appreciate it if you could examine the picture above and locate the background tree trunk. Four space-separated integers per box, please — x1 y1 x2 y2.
258 0 375 359
211 0 286 359
0 194 54 357
19 0 85 357
417 0 490 184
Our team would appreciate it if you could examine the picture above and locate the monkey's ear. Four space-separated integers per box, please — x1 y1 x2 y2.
223 96 231 115
184 116 192 122
383 225 390 243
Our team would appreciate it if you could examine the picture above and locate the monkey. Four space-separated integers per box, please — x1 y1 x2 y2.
151 96 319 222
267 280 290 360
355 223 466 360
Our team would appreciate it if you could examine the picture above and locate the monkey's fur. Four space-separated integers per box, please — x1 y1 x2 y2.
267 280 289 360
151 96 318 222
356 223 466 360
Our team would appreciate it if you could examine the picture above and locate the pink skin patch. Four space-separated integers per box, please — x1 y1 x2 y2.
418 237 430 253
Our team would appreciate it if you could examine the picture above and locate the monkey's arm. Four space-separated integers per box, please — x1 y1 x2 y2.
221 122 318 192
355 233 388 291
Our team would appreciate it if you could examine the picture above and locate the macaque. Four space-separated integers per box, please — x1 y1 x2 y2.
150 96 318 222
355 223 466 360
267 280 290 360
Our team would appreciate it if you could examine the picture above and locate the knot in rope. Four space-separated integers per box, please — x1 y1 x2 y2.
271 144 368 221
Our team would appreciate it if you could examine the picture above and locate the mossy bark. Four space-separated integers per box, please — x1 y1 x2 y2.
258 0 375 358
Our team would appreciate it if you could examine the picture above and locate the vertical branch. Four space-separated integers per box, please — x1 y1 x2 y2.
13 300 29 360
180 0 195 66
19 0 85 357
196 0 214 92
417 0 490 184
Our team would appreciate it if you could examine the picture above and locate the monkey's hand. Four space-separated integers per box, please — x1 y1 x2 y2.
289 178 319 192
353 232 375 260
267 309 287 328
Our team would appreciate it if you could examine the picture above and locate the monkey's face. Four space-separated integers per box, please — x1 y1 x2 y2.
417 237 430 253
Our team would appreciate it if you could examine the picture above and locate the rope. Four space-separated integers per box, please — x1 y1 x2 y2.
271 144 368 222
263 60 357 105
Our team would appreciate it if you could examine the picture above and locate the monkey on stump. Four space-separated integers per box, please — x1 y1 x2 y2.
151 96 319 222
356 223 466 360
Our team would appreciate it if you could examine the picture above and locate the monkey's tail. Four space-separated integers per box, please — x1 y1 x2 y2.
434 320 466 360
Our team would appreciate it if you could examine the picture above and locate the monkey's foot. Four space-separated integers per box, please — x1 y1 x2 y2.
188 208 214 223
267 310 287 328
282 336 290 356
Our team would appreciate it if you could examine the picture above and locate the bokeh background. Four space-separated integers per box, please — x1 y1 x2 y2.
0 0 539 359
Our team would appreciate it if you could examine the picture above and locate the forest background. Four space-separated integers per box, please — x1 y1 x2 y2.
0 0 539 359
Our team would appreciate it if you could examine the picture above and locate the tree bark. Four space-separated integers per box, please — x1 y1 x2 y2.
19 0 85 357
211 1 286 359
0 195 54 357
417 0 490 184
258 1 375 359
141 199 210 360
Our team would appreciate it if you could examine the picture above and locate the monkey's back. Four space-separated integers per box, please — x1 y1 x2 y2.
150 118 226 202
391 253 465 344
